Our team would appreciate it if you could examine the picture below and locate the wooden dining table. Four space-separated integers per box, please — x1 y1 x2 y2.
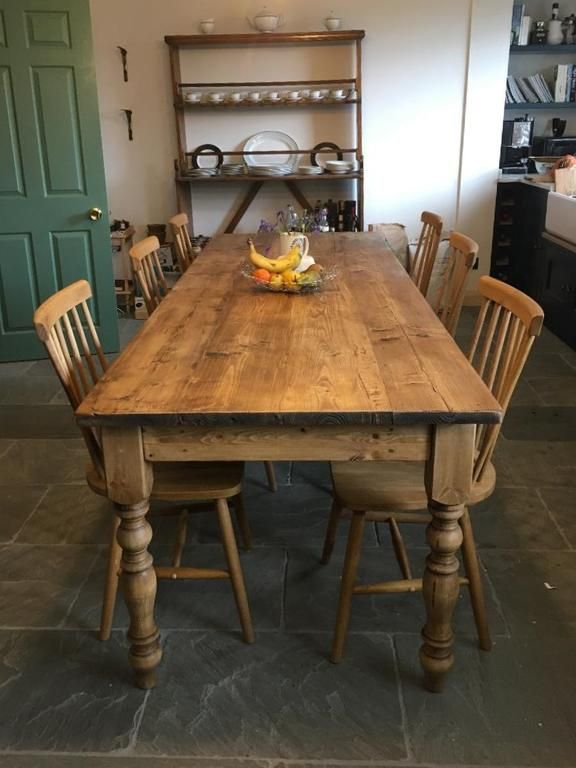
76 232 502 692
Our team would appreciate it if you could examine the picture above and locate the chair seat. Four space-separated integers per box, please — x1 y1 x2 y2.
87 461 244 501
331 459 496 511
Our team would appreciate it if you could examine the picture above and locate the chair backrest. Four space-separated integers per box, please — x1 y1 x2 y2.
129 235 169 315
432 231 478 336
169 212 194 273
410 211 443 296
33 279 107 476
468 276 544 484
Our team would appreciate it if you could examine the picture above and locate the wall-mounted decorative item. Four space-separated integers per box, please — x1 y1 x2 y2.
122 109 133 141
199 18 215 33
247 8 284 33
117 46 128 81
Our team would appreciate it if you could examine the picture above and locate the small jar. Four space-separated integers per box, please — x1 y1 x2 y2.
533 21 547 44
548 19 564 45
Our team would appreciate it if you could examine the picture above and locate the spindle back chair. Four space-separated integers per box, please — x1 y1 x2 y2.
410 211 443 296
169 212 195 273
432 231 477 336
130 236 170 315
321 276 544 663
33 280 254 645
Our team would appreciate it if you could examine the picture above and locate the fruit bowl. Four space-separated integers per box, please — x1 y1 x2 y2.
241 262 338 293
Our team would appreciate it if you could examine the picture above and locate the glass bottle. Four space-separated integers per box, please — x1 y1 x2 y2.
318 207 329 232
286 204 298 233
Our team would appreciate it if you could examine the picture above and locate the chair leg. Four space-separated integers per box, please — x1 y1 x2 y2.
216 498 255 644
233 492 252 550
330 510 366 663
172 509 189 567
459 507 492 651
264 461 277 492
99 513 122 641
321 498 343 565
388 517 414 581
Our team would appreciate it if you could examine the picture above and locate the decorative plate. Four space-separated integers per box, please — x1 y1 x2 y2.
243 131 299 171
241 262 339 294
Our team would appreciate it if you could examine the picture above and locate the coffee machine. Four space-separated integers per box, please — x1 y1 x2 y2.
500 116 534 174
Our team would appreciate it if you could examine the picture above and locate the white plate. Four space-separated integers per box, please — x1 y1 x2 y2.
244 131 299 171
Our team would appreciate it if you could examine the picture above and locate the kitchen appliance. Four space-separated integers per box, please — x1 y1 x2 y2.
531 135 576 158
500 116 534 174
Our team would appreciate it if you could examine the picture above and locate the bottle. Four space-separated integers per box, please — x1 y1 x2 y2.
337 201 344 232
286 204 298 233
325 198 338 230
318 207 329 232
552 3 559 20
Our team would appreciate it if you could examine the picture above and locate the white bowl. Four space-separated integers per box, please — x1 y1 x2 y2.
324 17 341 31
252 14 281 32
325 160 353 171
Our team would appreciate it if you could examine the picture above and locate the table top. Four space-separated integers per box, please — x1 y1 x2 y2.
76 233 502 427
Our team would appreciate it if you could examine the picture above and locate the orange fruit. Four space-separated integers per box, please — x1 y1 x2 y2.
253 268 271 283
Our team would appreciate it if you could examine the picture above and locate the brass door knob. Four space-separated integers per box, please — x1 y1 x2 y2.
88 207 103 221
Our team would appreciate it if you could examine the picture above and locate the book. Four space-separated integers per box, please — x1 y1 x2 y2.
511 3 526 45
518 15 532 45
518 77 539 102
536 74 554 102
507 75 526 103
554 64 569 102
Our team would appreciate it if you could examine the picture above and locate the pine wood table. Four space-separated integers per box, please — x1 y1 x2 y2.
76 232 502 691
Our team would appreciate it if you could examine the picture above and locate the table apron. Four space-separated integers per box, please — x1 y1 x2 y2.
142 424 430 462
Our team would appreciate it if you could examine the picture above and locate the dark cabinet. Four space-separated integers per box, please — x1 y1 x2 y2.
491 182 548 299
539 233 576 349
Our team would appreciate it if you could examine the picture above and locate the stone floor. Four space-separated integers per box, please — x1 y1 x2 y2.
0 310 575 767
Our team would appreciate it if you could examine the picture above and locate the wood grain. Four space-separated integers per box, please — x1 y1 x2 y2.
76 234 501 429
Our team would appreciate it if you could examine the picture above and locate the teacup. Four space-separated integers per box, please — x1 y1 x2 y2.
229 92 243 102
330 88 345 99
286 90 300 101
249 91 261 102
209 92 224 103
301 89 311 98
310 90 322 100
279 232 309 260
199 19 215 33
267 91 280 101
184 92 201 103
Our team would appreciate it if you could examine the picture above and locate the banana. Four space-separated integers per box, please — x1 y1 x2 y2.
247 238 302 273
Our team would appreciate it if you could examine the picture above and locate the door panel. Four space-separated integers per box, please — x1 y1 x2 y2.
0 66 25 195
0 234 38 331
0 0 118 361
32 66 85 194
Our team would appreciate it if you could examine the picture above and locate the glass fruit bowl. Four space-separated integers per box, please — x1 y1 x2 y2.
241 261 338 293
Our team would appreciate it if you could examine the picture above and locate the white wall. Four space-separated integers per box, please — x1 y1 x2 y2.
90 0 513 285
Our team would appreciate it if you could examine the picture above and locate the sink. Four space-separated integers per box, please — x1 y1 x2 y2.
545 191 576 246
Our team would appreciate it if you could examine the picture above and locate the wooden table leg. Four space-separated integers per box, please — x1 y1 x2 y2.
102 426 161 689
421 423 475 692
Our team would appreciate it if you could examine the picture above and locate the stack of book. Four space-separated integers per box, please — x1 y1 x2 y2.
505 74 554 104
511 4 531 46
554 64 576 102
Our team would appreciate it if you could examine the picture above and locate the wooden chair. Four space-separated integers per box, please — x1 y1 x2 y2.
129 235 170 315
169 212 195 273
33 279 254 645
321 276 544 663
410 211 444 296
431 231 478 336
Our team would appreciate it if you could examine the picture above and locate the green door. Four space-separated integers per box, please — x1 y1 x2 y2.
0 0 118 361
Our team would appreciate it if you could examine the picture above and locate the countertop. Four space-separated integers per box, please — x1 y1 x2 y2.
498 174 554 191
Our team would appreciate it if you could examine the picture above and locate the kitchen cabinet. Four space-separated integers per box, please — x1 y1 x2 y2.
164 31 365 233
539 232 576 349
491 181 549 297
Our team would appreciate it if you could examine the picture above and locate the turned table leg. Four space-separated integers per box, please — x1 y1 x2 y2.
421 424 475 692
102 426 161 689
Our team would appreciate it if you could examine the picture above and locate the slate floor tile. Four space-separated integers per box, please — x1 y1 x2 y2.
494 437 576 487
0 361 33 377
539 486 576 546
471 485 567 550
0 404 78 439
16 485 111 546
0 485 47 544
528 377 576 406
523 352 576 379
396 633 576 766
0 377 61 405
136 631 406 761
502 405 576 441
481 550 576 638
197 482 378 548
0 630 146 752
285 547 506 637
244 460 292 488
509 379 543 406
69 545 285 633
0 545 98 628
0 439 88 485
